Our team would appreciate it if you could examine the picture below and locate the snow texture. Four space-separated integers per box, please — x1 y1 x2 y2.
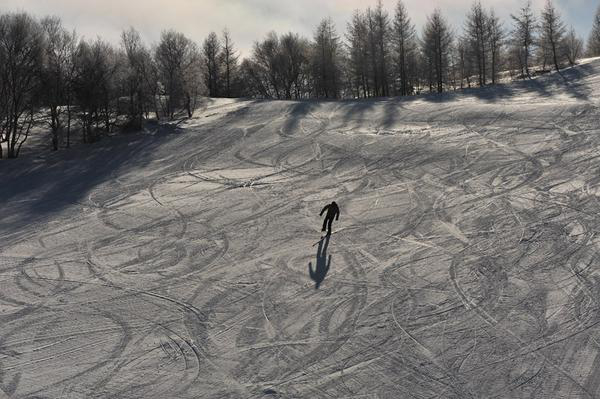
2 59 600 398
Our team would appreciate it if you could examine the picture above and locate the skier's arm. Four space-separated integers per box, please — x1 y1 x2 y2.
335 208 340 220
320 205 329 216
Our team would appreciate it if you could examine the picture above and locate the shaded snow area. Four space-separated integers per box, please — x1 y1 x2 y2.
2 60 600 398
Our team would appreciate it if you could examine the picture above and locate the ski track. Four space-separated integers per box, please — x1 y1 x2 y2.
2 61 600 397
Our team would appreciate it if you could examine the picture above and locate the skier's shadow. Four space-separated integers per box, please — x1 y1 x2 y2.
309 234 332 289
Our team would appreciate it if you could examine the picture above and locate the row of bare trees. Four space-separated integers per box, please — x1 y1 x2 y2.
587 5 600 58
510 0 584 77
0 13 44 158
0 13 229 158
242 0 592 99
202 30 242 98
1 1 598 157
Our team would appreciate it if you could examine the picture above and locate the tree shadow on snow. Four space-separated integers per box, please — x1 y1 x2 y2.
0 119 196 241
281 101 319 135
420 62 595 104
309 234 331 289
337 61 597 128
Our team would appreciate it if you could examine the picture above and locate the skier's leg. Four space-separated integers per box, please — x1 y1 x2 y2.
322 218 327 232
327 218 333 235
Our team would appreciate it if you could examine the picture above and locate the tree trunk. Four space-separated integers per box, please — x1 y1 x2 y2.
66 99 72 148
8 114 18 158
51 106 59 151
186 94 192 118
524 44 531 77
226 59 231 97
491 50 496 84
551 41 560 72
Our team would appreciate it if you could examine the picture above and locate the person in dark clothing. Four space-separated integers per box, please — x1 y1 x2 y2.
320 201 340 235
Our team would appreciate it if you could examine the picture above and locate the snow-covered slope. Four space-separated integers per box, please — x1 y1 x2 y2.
2 58 600 398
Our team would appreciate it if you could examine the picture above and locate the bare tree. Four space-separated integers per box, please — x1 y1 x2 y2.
73 39 119 142
487 10 504 84
252 32 282 98
422 9 453 93
345 2 392 99
221 29 239 97
346 10 370 98
392 0 417 96
0 13 44 158
203 32 221 97
279 33 309 99
563 26 583 66
155 31 181 118
121 27 155 129
511 1 537 78
239 58 270 98
536 32 552 71
456 37 473 88
63 31 78 148
155 30 201 119
587 5 600 57
366 8 380 96
181 44 203 117
41 16 77 150
246 32 309 100
540 0 566 72
373 0 392 96
448 41 461 90
465 2 489 87
363 3 391 97
311 18 342 99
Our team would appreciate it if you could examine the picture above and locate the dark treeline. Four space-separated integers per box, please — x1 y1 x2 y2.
0 0 598 158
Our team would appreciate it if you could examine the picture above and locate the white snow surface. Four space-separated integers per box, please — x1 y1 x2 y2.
2 59 600 398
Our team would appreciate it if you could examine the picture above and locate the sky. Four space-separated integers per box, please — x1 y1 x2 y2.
1 0 598 57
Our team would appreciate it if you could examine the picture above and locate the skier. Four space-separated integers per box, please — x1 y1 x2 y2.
320 201 340 235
